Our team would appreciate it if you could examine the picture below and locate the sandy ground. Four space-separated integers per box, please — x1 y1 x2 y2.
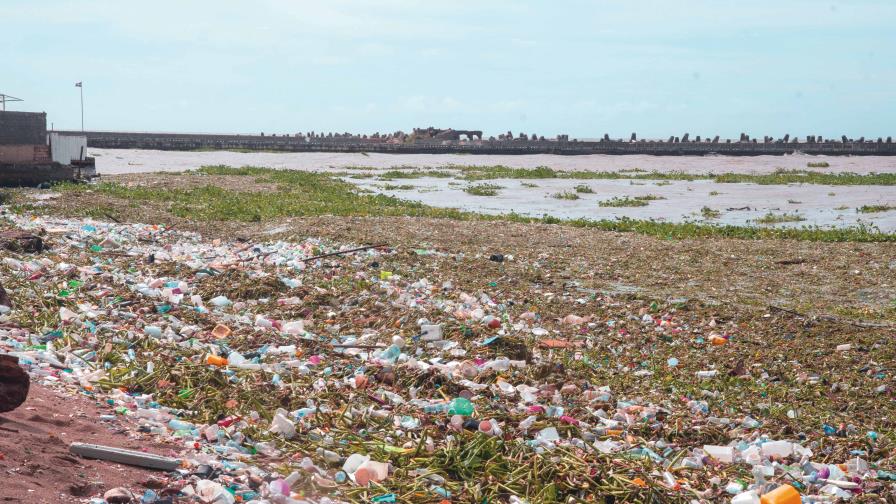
0 383 177 503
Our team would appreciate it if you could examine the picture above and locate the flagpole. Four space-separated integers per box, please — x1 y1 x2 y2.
80 83 84 132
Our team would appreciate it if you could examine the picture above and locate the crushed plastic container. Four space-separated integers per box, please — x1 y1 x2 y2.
759 484 800 504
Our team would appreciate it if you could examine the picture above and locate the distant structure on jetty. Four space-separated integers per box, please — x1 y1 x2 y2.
0 110 95 185
68 127 896 156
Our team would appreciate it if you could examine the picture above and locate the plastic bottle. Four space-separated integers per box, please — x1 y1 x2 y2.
703 445 735 463
759 484 800 504
207 355 228 367
168 418 195 431
422 402 449 414
209 295 231 308
731 491 761 504
270 413 296 439
227 352 246 366
316 447 342 464
282 321 304 335
519 415 536 432
447 397 474 416
420 324 442 341
379 344 401 362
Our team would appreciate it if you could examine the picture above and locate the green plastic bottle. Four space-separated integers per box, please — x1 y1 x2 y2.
448 397 474 416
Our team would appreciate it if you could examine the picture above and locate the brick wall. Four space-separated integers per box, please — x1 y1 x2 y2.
0 111 47 145
0 145 37 163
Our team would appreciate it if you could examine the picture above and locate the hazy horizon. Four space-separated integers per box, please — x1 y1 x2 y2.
5 0 895 138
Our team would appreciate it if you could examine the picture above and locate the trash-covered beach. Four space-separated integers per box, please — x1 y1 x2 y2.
0 171 895 504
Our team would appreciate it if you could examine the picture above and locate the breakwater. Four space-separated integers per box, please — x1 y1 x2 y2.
67 130 896 156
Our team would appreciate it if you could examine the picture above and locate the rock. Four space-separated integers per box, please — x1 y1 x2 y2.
68 480 102 497
0 230 44 253
103 487 135 503
0 354 29 413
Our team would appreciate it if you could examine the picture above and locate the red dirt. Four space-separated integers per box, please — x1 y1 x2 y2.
0 382 178 503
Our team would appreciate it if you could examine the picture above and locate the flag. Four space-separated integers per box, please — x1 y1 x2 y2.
75 82 82 87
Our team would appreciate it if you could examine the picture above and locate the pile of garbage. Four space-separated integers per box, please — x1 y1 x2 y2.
0 208 893 503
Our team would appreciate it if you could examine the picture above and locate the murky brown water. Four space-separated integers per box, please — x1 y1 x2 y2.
90 149 896 231
349 177 896 232
92 149 896 175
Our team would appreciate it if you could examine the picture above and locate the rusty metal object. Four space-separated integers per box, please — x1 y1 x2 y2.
0 354 29 413
0 230 44 253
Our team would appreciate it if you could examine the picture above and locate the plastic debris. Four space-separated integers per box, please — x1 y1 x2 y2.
0 210 891 503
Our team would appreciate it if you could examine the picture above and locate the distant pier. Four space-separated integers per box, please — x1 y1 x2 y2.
68 130 896 156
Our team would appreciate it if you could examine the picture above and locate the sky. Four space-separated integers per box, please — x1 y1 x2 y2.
4 0 895 139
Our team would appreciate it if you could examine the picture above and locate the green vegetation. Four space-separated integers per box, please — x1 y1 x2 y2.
713 169 896 185
701 207 721 219
0 190 36 215
57 166 471 222
456 165 703 182
787 199 802 204
463 183 503 196
599 196 649 207
520 182 538 188
574 184 594 193
634 194 665 201
336 165 895 186
459 166 896 185
552 191 580 200
530 216 891 242
51 166 896 242
709 191 721 196
378 169 453 180
756 212 806 225
380 183 414 191
857 204 896 213
807 161 831 168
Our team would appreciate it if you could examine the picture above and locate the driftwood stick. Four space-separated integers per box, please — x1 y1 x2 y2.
301 243 388 262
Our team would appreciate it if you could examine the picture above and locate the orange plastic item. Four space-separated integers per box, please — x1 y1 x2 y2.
206 355 228 367
760 484 800 504
710 335 727 346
